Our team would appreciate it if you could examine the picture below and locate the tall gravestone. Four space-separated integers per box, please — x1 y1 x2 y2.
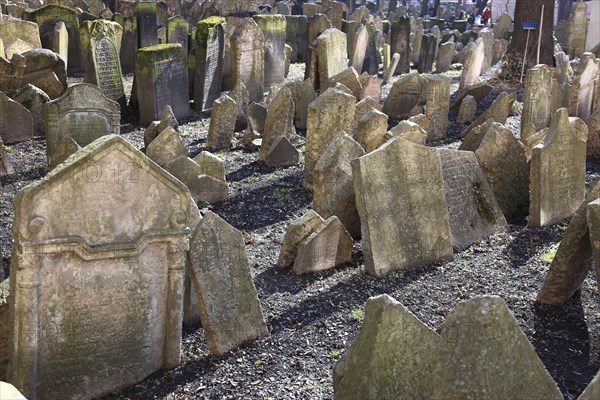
166 16 189 50
44 83 120 169
285 15 308 63
136 43 189 125
193 17 225 111
254 15 287 89
80 20 126 108
352 137 454 276
459 37 484 90
314 28 348 91
389 16 411 74
417 33 436 73
424 75 450 141
114 14 137 74
134 1 158 48
530 108 587 227
522 64 553 132
230 18 264 103
52 21 68 69
8 135 199 400
556 0 588 58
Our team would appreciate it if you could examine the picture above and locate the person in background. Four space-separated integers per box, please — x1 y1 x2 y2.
482 7 491 24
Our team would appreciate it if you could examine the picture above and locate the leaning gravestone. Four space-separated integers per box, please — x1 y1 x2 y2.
352 137 454 276
0 92 34 144
52 22 68 69
79 20 126 108
277 210 325 268
136 43 189 125
8 135 199 400
259 86 296 165
193 17 225 112
0 54 27 96
305 87 356 189
206 93 237 151
382 72 426 120
530 108 587 227
333 294 441 400
459 37 484 90
314 28 349 91
522 64 553 133
0 137 15 178
433 296 563 399
167 16 189 50
45 83 120 169
188 211 268 356
313 132 365 239
13 84 51 138
537 182 600 304
424 74 450 141
115 14 137 74
230 18 265 103
438 148 507 250
253 14 287 89
417 33 436 73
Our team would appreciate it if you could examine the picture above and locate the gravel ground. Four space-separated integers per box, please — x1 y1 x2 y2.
1 64 599 399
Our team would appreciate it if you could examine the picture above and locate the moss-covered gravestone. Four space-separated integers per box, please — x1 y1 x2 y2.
134 0 158 48
193 16 225 112
80 20 126 108
45 83 120 169
8 135 199 400
253 15 287 89
135 43 189 125
166 15 189 50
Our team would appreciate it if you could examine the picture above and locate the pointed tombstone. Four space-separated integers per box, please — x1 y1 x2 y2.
8 135 198 400
424 74 451 141
4 38 35 59
434 296 563 399
197 175 228 204
0 92 34 145
492 38 509 65
459 37 484 90
286 79 317 130
231 18 264 103
530 108 587 227
537 182 600 304
389 16 411 74
13 84 51 138
146 127 188 168
460 92 515 138
229 80 249 132
305 87 356 189
206 93 237 151
327 67 362 99
382 72 426 120
450 81 493 111
478 27 494 74
52 21 68 67
44 83 120 169
588 109 600 158
438 148 507 250
277 210 325 268
436 41 455 73
348 23 367 73
314 132 365 239
263 136 299 167
359 73 381 102
136 43 189 125
193 17 225 112
265 94 297 137
352 137 454 276
164 156 204 202
494 13 513 40
522 64 553 133
79 20 126 108
456 95 477 124
572 54 599 124
333 294 441 400
188 211 268 356
253 14 287 89
315 28 349 91
51 135 81 168
354 96 382 128
247 101 267 133
194 151 226 182
293 216 353 274
354 108 388 153
116 14 137 74
388 120 428 145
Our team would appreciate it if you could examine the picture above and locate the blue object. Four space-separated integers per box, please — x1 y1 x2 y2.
522 22 539 29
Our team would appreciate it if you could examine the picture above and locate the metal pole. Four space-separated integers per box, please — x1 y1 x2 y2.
537 5 545 65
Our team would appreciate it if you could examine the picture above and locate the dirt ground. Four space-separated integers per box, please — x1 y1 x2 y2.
1 65 599 399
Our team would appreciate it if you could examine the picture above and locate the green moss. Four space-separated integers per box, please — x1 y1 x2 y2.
195 16 225 46
137 43 182 62
472 182 497 224
133 1 157 13
253 15 287 33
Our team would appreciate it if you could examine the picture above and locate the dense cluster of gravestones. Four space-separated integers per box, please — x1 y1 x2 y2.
1 0 600 399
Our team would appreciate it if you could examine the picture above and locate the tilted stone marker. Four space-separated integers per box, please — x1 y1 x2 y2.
433 296 563 399
382 72 426 120
188 211 268 356
530 108 587 227
206 93 237 151
193 17 225 112
146 126 188 168
333 294 441 400
8 135 199 400
424 74 450 141
80 20 125 108
460 92 515 139
0 92 34 145
305 87 356 189
387 120 428 145
0 137 15 178
522 64 553 133
277 210 325 268
389 16 411 74
314 28 349 91
166 16 189 50
456 94 477 124
352 137 453 276
134 1 158 48
537 182 600 304
259 86 298 167
438 148 507 250
459 37 484 90
417 33 436 73
13 84 51 138
230 18 265 103
253 14 287 89
354 108 388 153
45 83 120 169
286 79 316 130
136 43 189 125
313 132 365 239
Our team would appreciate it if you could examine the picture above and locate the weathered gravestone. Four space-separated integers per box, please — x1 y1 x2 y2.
8 135 199 400
333 294 441 400
0 92 34 144
21 49 68 100
52 21 68 69
321 0 344 30
259 86 298 167
494 13 513 40
146 127 188 168
522 64 553 133
277 210 324 268
352 137 454 276
457 94 477 124
229 18 264 103
188 211 268 356
313 132 365 239
0 54 26 96
459 37 484 90
438 148 507 250
218 0 260 16
80 20 126 108
354 108 388 153
436 41 455 73
166 16 188 50
45 83 120 169
478 27 494 74
136 43 189 125
0 16 42 50
0 137 15 178
4 38 35 60
305 87 356 189
530 108 587 227
389 16 411 74
537 182 600 304
253 14 287 89
285 15 308 63
383 72 426 120
569 54 599 124
206 93 236 151
556 0 588 59
313 28 348 91
134 0 158 48
114 14 137 74
387 120 428 145
193 17 225 112
285 78 317 130
13 84 51 138
362 23 381 76
417 33 436 73
460 92 515 139
424 74 450 141
433 296 563 399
